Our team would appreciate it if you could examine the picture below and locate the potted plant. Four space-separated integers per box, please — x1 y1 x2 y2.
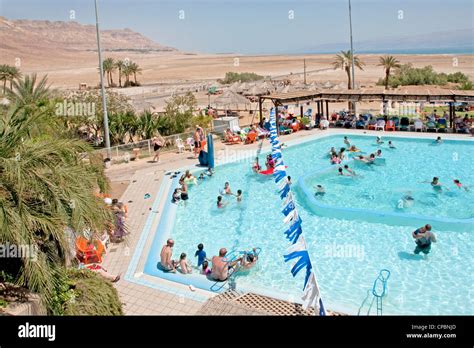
300 116 311 130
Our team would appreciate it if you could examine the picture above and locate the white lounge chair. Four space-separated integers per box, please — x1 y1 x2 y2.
175 137 185 153
414 120 424 132
186 137 195 152
375 119 385 131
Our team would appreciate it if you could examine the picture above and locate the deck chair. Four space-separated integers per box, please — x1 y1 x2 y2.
375 119 385 131
175 138 185 153
186 137 195 152
76 236 105 265
414 120 425 132
425 121 437 133
399 117 410 131
437 118 447 133
245 132 258 144
385 119 396 131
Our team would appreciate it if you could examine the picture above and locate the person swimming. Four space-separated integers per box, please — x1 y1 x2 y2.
422 177 448 192
343 164 356 176
314 185 326 196
198 173 205 181
435 136 442 144
236 189 243 202
223 182 233 195
367 153 376 164
453 179 470 192
217 195 227 208
331 154 341 164
337 167 351 176
376 149 382 157
398 192 414 209
338 148 346 160
344 136 351 147
266 154 275 169
348 145 360 152
287 176 292 185
388 141 396 149
172 188 181 203
376 136 384 144
329 147 337 157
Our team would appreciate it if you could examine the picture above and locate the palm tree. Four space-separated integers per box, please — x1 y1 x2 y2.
129 62 142 85
0 74 113 307
121 64 133 87
378 55 401 89
102 58 116 87
137 109 158 139
0 65 11 94
332 50 365 89
7 74 50 110
114 60 125 88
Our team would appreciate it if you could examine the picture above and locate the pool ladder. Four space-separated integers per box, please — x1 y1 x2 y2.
358 269 391 316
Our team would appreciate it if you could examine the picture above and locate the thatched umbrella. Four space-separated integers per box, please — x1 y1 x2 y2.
323 81 334 89
214 90 250 112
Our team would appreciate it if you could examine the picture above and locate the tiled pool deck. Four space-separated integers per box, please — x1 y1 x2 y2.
101 128 472 315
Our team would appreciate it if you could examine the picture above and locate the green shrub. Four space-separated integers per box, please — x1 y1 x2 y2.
219 72 264 84
51 269 123 316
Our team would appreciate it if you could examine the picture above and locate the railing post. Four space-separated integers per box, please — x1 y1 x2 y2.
147 139 151 156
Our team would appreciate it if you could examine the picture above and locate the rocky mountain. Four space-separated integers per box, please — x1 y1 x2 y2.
0 16 176 62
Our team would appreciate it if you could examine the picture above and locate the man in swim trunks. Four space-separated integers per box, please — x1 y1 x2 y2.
211 248 242 281
412 224 437 255
160 239 177 272
193 127 202 158
423 177 448 192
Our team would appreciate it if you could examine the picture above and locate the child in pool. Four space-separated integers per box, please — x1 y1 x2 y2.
217 195 228 208
388 141 396 149
453 179 470 192
172 188 181 203
236 189 243 202
314 185 326 196
331 154 341 164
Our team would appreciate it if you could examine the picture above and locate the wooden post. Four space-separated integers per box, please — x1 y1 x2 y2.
317 100 320 116
300 105 304 118
259 97 263 126
274 101 280 136
326 100 329 117
449 102 454 130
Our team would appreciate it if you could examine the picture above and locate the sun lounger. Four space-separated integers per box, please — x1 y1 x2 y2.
399 117 410 131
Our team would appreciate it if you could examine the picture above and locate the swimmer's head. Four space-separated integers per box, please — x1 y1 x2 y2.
237 189 242 195
344 165 349 169
437 136 441 140
247 254 255 262
219 248 227 257
180 253 187 260
167 239 174 247
433 177 439 183
197 243 204 251
202 260 209 269
340 148 345 152
338 168 343 173
425 224 432 231
287 176 291 181
224 182 229 187
377 149 382 154
454 179 461 184
217 196 222 202
370 154 375 159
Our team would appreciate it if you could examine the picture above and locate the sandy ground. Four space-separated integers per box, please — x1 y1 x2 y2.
5 50 473 124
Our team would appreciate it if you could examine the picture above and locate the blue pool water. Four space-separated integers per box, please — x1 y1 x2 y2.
145 134 474 315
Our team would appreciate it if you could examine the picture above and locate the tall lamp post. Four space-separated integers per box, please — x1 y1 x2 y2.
95 0 111 158
348 0 357 116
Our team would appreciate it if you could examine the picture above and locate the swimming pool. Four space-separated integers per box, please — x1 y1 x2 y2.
144 134 474 315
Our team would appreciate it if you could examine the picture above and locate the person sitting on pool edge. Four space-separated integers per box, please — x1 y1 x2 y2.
412 224 437 255
159 239 178 272
177 253 193 274
211 248 242 281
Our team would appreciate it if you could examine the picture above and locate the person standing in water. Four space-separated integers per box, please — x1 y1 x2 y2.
412 224 437 255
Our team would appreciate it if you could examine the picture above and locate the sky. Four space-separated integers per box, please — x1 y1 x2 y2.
1 0 473 54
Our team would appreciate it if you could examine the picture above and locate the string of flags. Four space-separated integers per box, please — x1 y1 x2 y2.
268 108 326 316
